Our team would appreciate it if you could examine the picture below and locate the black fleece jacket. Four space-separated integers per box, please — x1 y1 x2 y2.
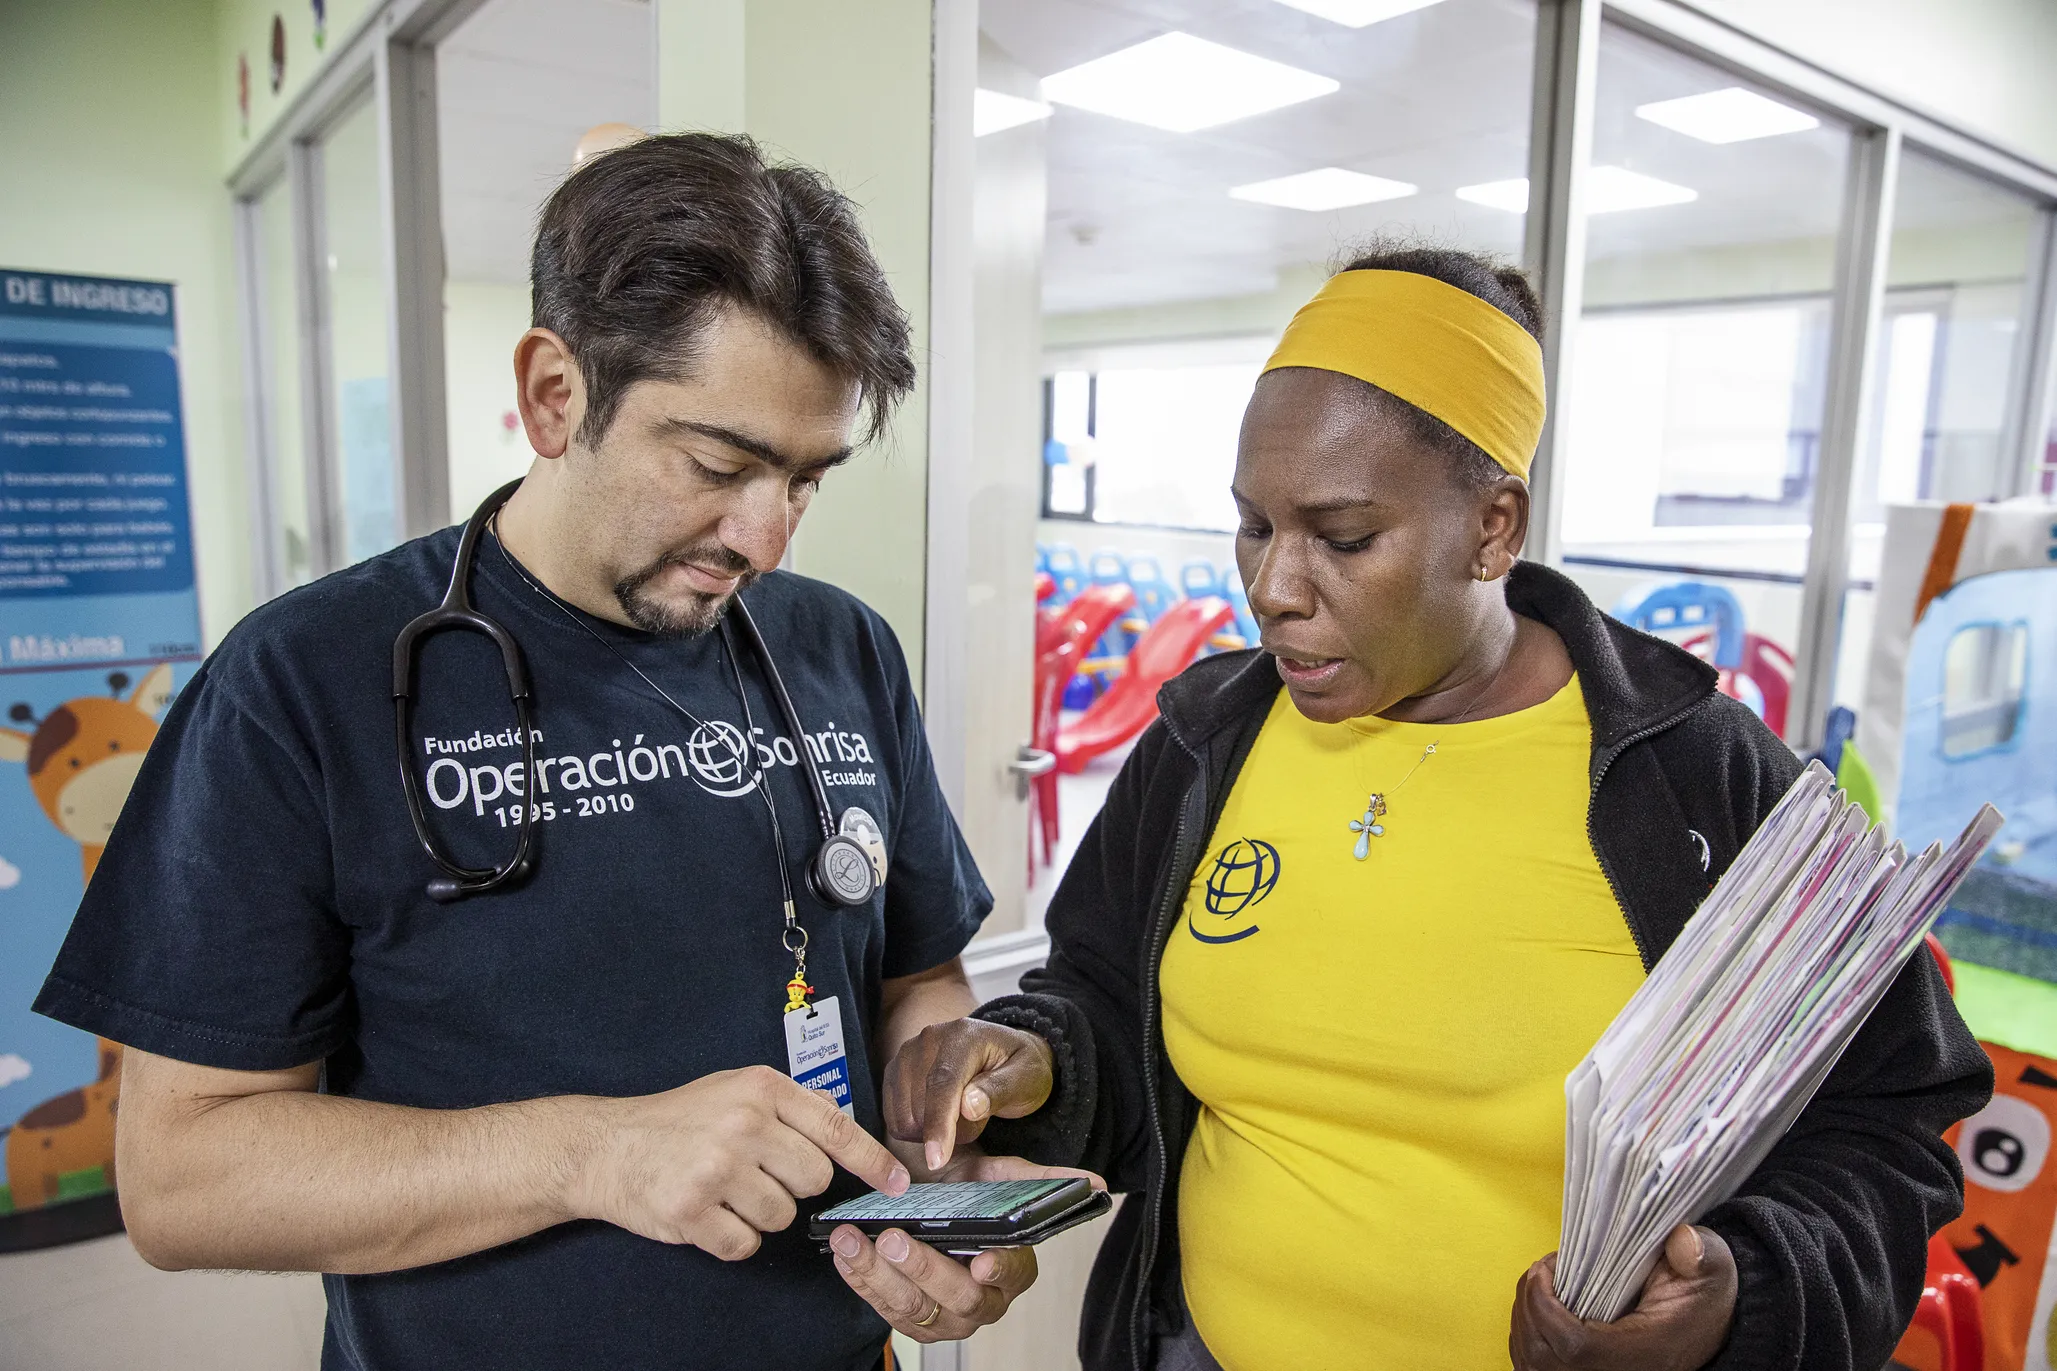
975 563 1990 1371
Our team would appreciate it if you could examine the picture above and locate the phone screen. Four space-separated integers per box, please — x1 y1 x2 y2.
818 1179 1072 1223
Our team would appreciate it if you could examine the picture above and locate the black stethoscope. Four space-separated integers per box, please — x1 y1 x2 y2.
392 479 880 912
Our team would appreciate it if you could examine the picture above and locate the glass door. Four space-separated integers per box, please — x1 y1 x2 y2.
313 94 400 568
251 174 317 591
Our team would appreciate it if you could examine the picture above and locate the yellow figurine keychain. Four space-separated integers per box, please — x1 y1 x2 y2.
784 971 815 1015
782 917 815 1014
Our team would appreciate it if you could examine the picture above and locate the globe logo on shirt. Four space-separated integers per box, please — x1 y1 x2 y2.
686 720 758 798
1193 838 1278 944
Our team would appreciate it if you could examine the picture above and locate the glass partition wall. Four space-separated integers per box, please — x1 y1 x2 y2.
237 86 402 598
1556 24 1853 741
1016 0 1537 533
434 0 655 522
250 176 315 591
315 95 402 568
1831 150 2048 713
991 0 1541 935
231 0 2057 758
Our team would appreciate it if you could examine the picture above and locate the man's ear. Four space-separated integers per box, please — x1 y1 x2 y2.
514 328 584 459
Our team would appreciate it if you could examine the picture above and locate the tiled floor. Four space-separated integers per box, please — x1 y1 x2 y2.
0 1231 325 1370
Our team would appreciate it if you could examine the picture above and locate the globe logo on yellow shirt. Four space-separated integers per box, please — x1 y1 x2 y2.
1193 838 1278 944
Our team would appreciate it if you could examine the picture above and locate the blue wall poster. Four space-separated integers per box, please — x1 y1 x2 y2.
0 268 202 1247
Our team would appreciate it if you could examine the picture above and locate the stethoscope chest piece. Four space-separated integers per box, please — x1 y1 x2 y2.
809 833 878 908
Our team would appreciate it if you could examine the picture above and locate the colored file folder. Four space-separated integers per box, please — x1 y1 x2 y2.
1554 762 2002 1321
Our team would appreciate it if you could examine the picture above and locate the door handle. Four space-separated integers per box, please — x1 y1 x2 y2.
1008 745 1057 799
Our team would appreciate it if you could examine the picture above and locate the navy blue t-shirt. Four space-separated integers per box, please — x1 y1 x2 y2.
34 525 990 1371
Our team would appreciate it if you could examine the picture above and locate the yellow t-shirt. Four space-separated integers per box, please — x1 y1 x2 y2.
1159 676 1645 1371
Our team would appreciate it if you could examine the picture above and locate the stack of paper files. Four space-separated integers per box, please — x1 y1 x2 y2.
1554 761 2001 1321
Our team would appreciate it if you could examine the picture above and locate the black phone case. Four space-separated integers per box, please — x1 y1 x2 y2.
809 1184 1112 1253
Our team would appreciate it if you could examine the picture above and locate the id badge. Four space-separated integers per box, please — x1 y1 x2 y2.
784 995 854 1116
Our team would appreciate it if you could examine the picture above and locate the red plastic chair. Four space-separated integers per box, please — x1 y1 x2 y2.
1684 630 1794 738
1057 598 1233 774
1911 1234 1984 1371
1028 634 1079 881
1026 585 1135 877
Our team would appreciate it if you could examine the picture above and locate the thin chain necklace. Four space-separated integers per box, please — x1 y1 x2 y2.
1349 741 1437 860
1342 640 1519 861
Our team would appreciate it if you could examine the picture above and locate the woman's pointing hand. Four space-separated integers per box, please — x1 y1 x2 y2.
883 1019 1057 1171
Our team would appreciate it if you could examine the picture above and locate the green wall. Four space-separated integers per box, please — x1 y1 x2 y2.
657 0 936 685
217 0 374 168
0 0 252 643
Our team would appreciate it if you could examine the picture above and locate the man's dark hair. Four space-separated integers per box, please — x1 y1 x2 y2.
531 132 916 447
1333 240 1546 489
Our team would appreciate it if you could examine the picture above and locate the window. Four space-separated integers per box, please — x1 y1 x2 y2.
1941 621 2028 757
1558 24 1853 741
1041 342 1268 531
990 0 1538 535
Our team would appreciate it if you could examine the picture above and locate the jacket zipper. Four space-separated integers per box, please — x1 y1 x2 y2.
1582 693 1714 968
1131 744 1206 1371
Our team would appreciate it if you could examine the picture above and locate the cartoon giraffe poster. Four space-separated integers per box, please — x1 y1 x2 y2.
0 665 181 1223
2 266 204 1249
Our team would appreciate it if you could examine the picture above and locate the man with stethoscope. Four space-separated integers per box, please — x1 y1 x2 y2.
33 133 1065 1370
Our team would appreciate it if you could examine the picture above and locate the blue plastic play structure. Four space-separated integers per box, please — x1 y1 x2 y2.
1892 564 2057 1017
1611 579 1746 670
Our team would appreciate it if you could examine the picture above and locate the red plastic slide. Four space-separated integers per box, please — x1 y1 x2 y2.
1036 583 1133 658
1057 597 1233 773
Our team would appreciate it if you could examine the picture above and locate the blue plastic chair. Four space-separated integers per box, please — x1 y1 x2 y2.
1035 544 1051 576
1127 556 1179 627
1223 576 1261 653
1179 558 1223 600
1612 580 1746 670
1082 550 1135 667
1044 544 1084 605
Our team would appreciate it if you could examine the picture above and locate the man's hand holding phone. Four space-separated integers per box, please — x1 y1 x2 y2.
834 1019 1099 1342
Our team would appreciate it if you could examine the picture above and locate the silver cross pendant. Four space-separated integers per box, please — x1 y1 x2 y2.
1349 793 1387 860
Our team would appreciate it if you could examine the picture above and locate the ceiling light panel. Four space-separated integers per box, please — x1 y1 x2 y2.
1634 87 1820 144
1040 32 1340 134
1586 166 1698 212
1452 167 1697 215
1230 167 1418 211
1453 177 1530 213
974 88 1053 137
1269 0 1447 27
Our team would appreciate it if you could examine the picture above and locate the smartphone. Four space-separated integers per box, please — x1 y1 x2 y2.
809 1178 1112 1253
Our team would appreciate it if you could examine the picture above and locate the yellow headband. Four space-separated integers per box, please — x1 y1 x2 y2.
1261 269 1547 480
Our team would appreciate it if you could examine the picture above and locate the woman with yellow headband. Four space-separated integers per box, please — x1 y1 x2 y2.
885 246 1987 1371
